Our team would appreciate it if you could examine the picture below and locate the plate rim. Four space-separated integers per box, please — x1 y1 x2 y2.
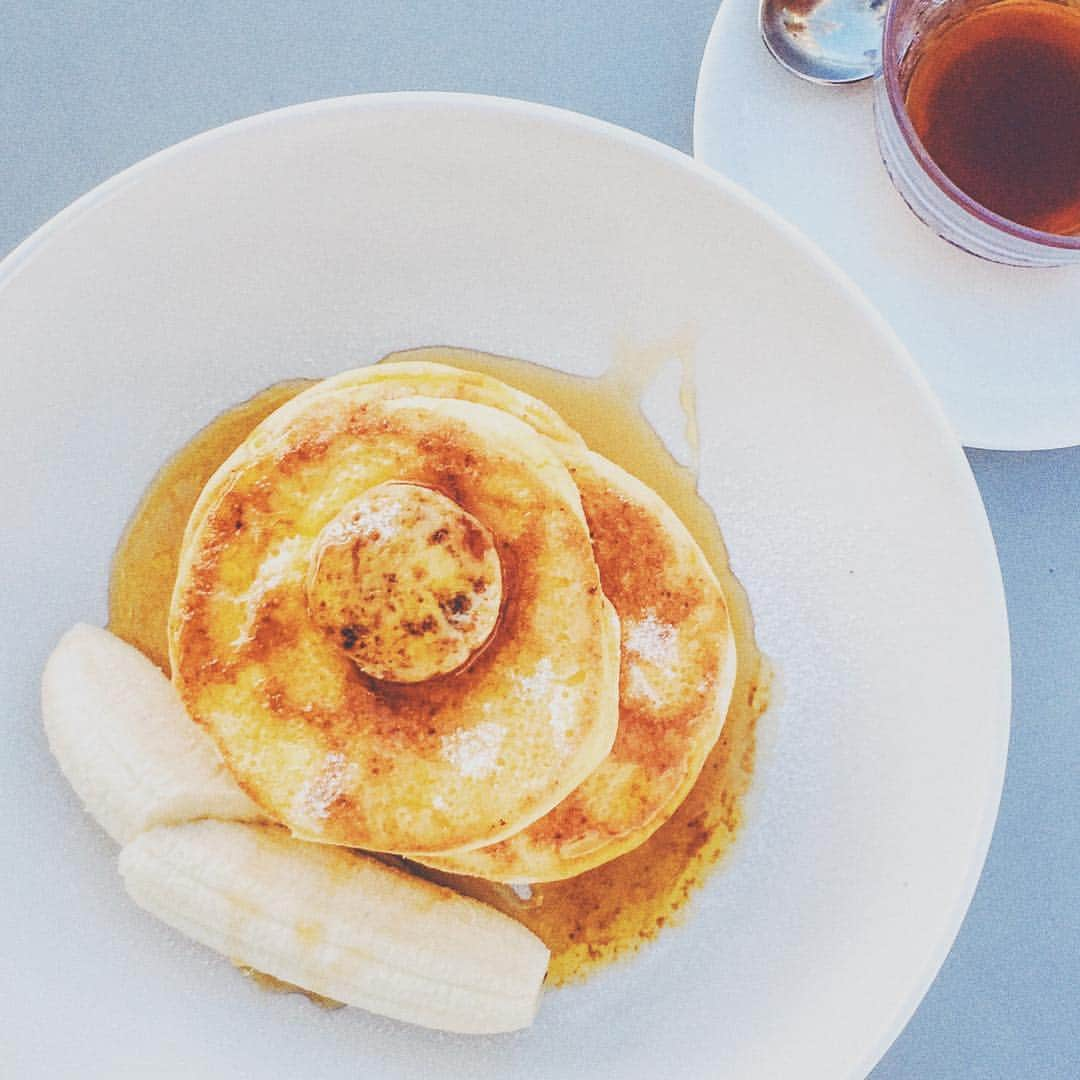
0 91 1012 1079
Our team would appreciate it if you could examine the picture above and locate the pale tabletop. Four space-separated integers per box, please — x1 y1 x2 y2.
3 2 1077 1076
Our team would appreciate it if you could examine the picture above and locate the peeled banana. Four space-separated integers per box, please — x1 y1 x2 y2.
41 624 265 844
119 820 550 1034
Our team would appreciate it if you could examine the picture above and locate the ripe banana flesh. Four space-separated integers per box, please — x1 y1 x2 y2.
119 820 549 1034
41 624 265 844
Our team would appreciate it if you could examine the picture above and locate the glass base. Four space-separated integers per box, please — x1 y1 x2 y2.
873 75 1080 268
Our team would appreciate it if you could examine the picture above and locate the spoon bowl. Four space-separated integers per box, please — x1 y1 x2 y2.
760 0 888 83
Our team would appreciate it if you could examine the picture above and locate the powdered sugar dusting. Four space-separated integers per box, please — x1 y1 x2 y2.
547 686 575 754
515 660 574 755
324 498 402 545
249 536 308 592
441 721 506 779
627 663 663 707
516 658 556 698
625 612 678 667
509 882 534 901
230 536 308 646
294 751 357 822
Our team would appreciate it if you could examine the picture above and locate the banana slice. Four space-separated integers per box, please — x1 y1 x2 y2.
42 624 265 844
119 820 550 1033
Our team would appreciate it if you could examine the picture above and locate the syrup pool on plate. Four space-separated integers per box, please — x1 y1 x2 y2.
109 346 771 986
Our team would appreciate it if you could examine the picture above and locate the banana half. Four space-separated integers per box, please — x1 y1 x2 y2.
120 820 549 1034
42 624 265 844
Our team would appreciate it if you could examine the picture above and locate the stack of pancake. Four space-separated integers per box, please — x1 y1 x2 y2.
170 357 737 883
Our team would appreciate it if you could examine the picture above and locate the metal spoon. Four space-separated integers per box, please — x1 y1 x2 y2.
760 0 888 84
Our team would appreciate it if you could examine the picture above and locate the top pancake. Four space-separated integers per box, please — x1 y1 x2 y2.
169 388 620 855
247 355 585 451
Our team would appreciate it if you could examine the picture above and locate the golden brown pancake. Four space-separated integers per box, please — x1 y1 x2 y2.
418 449 737 882
169 390 620 855
248 356 584 451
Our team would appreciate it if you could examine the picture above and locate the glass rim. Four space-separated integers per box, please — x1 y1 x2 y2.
881 0 1080 252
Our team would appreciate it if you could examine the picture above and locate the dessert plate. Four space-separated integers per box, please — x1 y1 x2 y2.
694 0 1080 451
0 94 1009 1078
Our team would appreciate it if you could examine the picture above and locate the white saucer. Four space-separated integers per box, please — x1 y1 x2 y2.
694 0 1080 451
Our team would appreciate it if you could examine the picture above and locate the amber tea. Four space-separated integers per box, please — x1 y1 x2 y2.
902 0 1080 235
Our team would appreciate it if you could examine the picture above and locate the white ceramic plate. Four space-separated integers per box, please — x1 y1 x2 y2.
0 94 1009 1079
694 0 1080 451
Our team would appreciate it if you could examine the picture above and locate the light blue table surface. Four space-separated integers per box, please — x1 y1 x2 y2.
3 3 1077 1076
